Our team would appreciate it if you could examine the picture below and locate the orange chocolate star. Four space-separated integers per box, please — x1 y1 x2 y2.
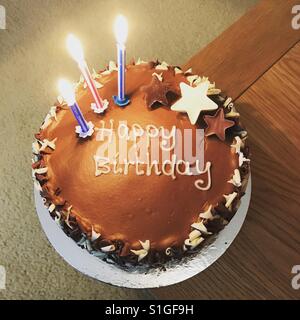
141 76 177 108
204 108 235 141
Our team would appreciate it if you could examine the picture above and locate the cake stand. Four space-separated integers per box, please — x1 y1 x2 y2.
34 175 251 289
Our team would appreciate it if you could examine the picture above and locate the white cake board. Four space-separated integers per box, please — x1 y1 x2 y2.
34 176 251 289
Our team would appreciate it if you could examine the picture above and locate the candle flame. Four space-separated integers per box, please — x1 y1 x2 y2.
58 79 76 106
114 15 128 45
66 34 85 64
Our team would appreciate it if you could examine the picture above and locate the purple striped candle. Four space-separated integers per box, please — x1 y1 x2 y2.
58 79 91 135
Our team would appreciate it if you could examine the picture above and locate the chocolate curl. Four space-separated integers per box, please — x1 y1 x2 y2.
35 174 48 184
215 202 236 221
118 242 130 257
92 239 112 251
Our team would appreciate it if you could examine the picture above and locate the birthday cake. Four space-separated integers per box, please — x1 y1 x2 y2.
32 60 250 268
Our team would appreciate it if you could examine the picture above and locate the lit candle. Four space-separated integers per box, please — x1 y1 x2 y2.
66 34 107 113
58 79 94 138
113 15 130 107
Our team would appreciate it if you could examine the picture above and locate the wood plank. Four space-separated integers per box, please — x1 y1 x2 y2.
183 0 300 100
149 39 300 300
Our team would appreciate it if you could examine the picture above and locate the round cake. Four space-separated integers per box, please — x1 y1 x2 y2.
32 60 250 268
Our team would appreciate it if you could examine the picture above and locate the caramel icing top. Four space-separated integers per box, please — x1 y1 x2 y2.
40 63 238 251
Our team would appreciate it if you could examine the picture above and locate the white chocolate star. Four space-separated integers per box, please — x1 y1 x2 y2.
184 236 204 249
57 95 64 105
225 107 240 118
238 152 250 167
199 205 213 220
40 114 52 130
94 80 103 89
101 245 115 252
155 61 169 70
91 227 101 242
33 167 48 175
193 76 206 87
65 205 73 229
54 211 61 225
92 69 101 80
140 240 150 251
189 229 201 241
191 221 212 235
184 68 192 74
48 203 55 213
187 75 200 86
174 67 183 74
231 136 243 154
228 169 241 187
224 192 238 208
171 82 218 125
49 106 57 120
108 60 118 71
224 97 232 108
136 58 147 65
39 138 57 152
130 240 150 262
80 74 103 90
101 61 118 75
32 141 40 154
207 88 221 95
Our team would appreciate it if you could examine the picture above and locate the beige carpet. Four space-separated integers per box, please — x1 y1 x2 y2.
0 0 257 300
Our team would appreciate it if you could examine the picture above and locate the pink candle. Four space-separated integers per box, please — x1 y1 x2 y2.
67 34 106 113
79 60 104 110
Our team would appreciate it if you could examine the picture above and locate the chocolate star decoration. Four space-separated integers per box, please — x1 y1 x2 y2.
203 108 235 141
141 76 177 108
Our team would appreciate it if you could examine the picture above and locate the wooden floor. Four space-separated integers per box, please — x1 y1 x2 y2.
149 0 300 299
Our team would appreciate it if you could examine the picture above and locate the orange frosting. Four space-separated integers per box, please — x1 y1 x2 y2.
39 63 238 251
